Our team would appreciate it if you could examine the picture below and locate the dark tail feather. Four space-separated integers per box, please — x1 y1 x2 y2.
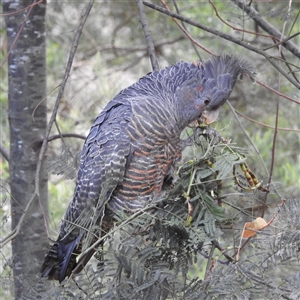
40 236 81 283
57 235 81 283
41 216 114 282
40 243 60 280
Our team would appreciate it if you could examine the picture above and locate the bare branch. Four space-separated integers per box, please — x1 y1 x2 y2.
135 0 159 71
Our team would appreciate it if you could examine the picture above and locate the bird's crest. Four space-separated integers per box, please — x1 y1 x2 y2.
202 54 256 83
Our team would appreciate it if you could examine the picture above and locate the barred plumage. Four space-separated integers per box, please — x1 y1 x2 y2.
41 54 254 282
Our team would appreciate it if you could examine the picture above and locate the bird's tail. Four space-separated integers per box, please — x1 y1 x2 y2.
40 237 81 282
40 215 114 283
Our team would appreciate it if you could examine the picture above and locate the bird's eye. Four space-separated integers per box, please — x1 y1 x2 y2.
204 99 210 105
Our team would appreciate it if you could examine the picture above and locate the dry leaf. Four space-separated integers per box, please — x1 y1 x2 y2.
242 217 267 238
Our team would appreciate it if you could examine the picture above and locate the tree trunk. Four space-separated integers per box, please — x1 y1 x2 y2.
3 0 49 298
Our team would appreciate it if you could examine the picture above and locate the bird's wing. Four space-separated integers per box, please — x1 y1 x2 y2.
56 97 132 281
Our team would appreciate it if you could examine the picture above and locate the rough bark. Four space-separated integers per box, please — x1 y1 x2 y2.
3 0 49 298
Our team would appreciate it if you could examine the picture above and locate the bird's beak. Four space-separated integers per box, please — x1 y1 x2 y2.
201 109 220 124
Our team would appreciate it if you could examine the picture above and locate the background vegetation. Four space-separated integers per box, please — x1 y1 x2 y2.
0 0 299 299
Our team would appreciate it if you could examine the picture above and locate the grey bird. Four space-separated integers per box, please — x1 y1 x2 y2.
41 54 254 283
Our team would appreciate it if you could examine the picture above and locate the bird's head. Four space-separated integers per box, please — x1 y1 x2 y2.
176 54 255 127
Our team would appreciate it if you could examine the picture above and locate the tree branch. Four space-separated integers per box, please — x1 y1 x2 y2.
135 0 159 71
231 0 300 59
29 133 86 153
0 141 9 163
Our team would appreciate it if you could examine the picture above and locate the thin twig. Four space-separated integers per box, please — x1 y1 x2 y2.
112 12 138 58
30 133 86 153
69 199 162 281
236 264 292 295
0 0 44 68
208 0 279 41
0 0 95 248
54 120 76 160
160 0 214 56
200 243 215 299
279 51 300 85
256 80 300 105
227 100 270 178
32 84 61 121
171 0 202 60
261 1 293 217
48 133 86 142
135 0 159 71
263 32 300 51
235 110 300 133
0 0 43 16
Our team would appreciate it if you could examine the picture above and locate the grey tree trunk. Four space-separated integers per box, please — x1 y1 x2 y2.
3 0 49 298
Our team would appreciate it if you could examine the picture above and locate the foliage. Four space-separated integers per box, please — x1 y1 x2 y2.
28 133 249 299
14 131 300 299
